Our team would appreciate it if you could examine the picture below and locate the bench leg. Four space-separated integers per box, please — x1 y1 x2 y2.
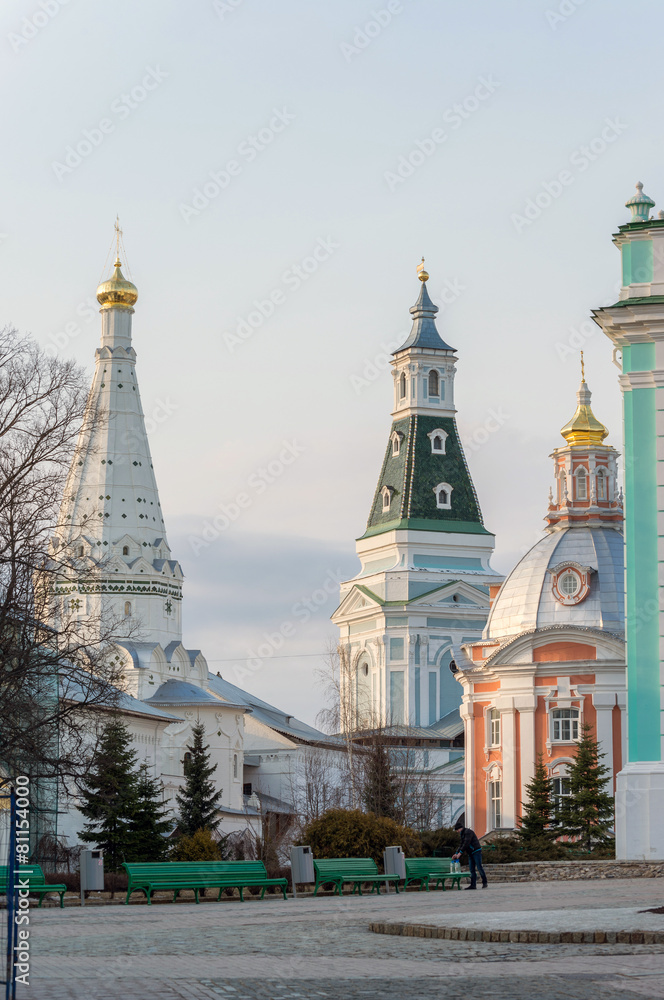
38 896 43 908
260 887 266 900
394 881 399 894
147 889 152 905
124 890 131 905
282 886 288 900
59 892 65 909
238 887 244 902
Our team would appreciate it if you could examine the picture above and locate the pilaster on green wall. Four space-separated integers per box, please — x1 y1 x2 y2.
622 343 655 373
623 385 660 762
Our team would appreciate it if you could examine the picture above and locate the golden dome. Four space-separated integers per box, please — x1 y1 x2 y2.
560 380 609 446
96 257 138 311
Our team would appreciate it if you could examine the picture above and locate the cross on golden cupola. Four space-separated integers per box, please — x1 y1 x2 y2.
559 353 609 447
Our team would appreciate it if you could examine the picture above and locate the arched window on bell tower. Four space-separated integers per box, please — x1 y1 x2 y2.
399 371 407 399
575 467 588 500
428 369 439 397
596 467 607 501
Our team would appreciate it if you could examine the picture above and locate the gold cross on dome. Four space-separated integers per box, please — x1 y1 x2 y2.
580 350 585 382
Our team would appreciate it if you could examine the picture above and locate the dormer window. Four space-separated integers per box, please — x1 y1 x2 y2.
428 369 439 397
122 545 129 555
124 601 132 617
399 372 407 400
427 428 448 454
433 482 453 509
391 431 403 456
381 486 394 511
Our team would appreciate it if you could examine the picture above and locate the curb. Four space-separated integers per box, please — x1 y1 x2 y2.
369 921 664 945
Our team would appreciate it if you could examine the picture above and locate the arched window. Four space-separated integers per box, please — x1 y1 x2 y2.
433 482 453 509
391 431 402 456
428 369 439 397
575 467 587 500
233 754 238 779
399 371 407 399
124 601 131 617
596 468 607 501
551 708 579 742
122 545 129 555
552 771 572 821
559 471 567 502
381 486 393 511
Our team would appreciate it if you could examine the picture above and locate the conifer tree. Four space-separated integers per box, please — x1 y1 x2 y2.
518 754 555 842
129 763 172 862
362 735 398 820
78 718 139 871
559 723 614 851
175 721 223 835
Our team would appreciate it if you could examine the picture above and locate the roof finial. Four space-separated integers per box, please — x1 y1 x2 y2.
626 181 655 223
416 257 429 282
580 350 585 383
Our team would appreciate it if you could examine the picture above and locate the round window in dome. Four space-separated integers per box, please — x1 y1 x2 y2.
551 564 590 605
559 572 580 596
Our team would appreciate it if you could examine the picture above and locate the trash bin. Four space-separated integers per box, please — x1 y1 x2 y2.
79 849 104 904
290 845 314 884
383 845 406 880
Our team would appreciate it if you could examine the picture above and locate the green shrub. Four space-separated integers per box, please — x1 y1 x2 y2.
170 828 221 861
419 827 459 858
300 808 422 866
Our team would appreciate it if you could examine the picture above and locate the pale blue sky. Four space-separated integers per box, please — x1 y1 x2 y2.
2 0 662 723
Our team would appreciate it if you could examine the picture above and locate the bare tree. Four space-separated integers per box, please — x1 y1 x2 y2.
315 640 366 807
0 327 137 801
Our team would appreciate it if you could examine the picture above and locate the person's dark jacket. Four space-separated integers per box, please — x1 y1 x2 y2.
457 826 481 855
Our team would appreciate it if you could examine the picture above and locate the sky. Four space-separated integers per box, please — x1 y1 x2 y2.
2 0 663 725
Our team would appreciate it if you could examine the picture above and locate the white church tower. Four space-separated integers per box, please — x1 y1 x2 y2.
50 230 209 699
332 262 503 729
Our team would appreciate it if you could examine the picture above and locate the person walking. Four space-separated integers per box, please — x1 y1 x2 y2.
452 819 488 889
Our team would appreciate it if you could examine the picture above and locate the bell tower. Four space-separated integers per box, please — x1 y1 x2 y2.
593 182 664 860
333 262 502 730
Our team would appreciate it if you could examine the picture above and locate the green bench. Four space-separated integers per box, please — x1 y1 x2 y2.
1 864 67 908
122 861 288 905
313 858 400 896
404 857 471 891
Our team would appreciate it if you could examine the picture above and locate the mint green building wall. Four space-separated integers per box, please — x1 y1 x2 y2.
623 342 660 761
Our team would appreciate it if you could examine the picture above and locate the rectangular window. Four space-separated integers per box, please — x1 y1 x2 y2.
422 379 428 399
389 671 405 725
428 672 437 726
389 637 404 661
552 775 571 822
489 708 501 746
490 780 502 829
552 708 579 742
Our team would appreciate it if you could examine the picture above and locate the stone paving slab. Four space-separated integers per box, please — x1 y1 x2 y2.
13 878 664 1000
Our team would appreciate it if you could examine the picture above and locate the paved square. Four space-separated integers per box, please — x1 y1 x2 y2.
15 878 664 999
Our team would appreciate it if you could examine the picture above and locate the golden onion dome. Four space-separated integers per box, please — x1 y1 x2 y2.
560 379 609 446
96 257 138 311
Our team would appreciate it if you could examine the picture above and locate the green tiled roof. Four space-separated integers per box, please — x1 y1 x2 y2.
363 414 489 539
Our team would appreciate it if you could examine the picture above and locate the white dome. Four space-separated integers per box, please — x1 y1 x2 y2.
487 526 624 640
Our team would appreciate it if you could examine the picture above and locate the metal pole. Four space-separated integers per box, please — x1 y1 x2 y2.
6 789 17 1000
